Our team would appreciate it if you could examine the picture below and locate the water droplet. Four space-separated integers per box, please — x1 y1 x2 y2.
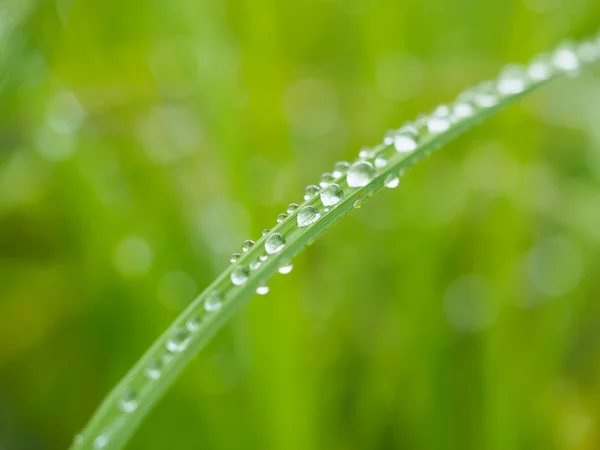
375 156 388 168
93 434 109 449
119 390 138 414
359 147 372 159
577 40 600 63
297 206 321 227
265 233 286 254
166 329 190 353
241 240 254 252
249 259 262 271
353 199 363 209
497 65 528 95
278 262 294 274
451 101 475 121
332 161 350 177
230 253 241 263
259 253 268 262
394 131 418 153
552 44 580 73
304 185 320 200
262 229 270 236
205 291 223 311
427 105 451 133
277 213 288 223
384 174 400 188
286 203 299 214
186 315 202 332
347 161 375 187
320 173 335 187
473 82 499 108
145 359 162 380
527 55 552 81
231 266 249 286
320 183 343 206
256 283 270 295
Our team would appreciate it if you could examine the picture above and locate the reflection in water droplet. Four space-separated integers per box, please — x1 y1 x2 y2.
347 161 375 187
278 262 294 274
333 161 350 177
384 174 400 188
256 284 270 295
265 233 286 254
304 185 320 200
231 266 249 286
205 291 223 311
297 206 321 227
287 203 299 214
241 240 254 252
320 183 344 206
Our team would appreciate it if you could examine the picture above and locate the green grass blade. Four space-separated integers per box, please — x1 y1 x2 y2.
72 32 600 450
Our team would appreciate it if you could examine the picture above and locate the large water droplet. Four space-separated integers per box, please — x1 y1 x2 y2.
241 240 254 252
497 65 528 95
205 291 223 311
297 206 321 227
347 161 375 187
256 283 270 295
277 213 288 223
320 183 344 206
166 329 190 353
384 174 400 188
119 390 138 414
230 253 241 263
332 161 350 177
286 203 299 214
231 266 249 286
145 359 162 380
265 233 286 254
394 131 418 153
304 185 320 200
278 262 294 274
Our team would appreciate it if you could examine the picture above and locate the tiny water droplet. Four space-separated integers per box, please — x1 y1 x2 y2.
552 44 580 73
347 161 375 187
145 359 162 380
93 434 109 449
427 105 451 133
384 174 400 188
186 315 202 332
451 101 475 121
265 233 286 254
249 259 262 271
473 81 499 108
231 266 249 286
259 253 268 262
277 213 288 223
241 240 254 252
119 390 138 414
359 147 373 159
497 65 528 95
527 55 552 81
256 284 270 295
166 329 190 353
278 262 294 274
205 291 223 311
262 229 270 236
332 161 350 177
375 156 388 169
304 185 320 200
320 183 344 206
297 206 321 227
286 203 299 214
353 199 363 209
230 253 241 263
394 131 418 153
320 173 335 187
577 40 600 63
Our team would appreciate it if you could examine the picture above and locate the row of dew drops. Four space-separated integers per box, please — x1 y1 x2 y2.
80 36 600 449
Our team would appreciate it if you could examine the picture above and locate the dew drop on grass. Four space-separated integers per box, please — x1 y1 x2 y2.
262 229 270 236
286 203 299 214
278 262 293 274
375 156 388 168
205 291 223 311
473 81 499 108
277 213 288 223
427 105 451 133
166 329 190 353
186 315 202 332
353 199 363 209
497 65 528 95
451 101 475 121
231 266 249 286
297 205 321 227
259 253 268 262
332 161 350 177
320 183 343 206
256 283 269 295
145 359 162 380
241 240 254 252
527 55 552 81
384 174 400 188
347 161 375 187
320 173 335 187
93 434 109 449
230 253 241 263
265 233 286 254
119 390 138 414
249 259 262 271
394 131 418 153
304 185 320 200
552 45 580 72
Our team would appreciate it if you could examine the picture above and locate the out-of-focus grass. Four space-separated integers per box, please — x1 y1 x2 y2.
0 1 599 449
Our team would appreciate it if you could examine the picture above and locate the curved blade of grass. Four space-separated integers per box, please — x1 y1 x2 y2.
72 32 600 450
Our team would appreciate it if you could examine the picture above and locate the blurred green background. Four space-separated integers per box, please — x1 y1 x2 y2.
1 0 600 449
